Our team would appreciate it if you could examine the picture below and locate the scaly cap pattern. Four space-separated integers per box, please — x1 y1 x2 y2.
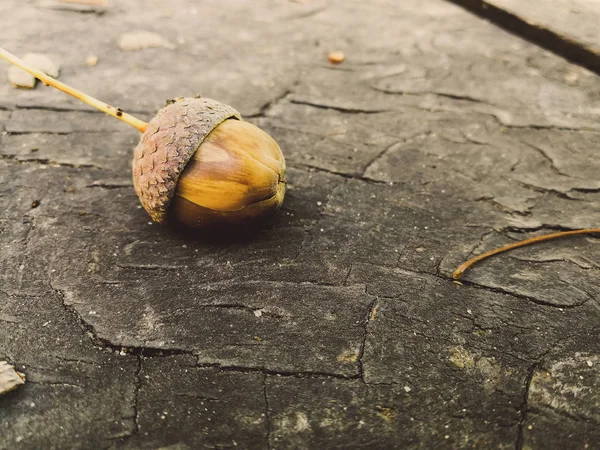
132 97 241 222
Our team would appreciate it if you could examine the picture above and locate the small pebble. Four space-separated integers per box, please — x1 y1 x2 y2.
86 55 99 66
564 72 579 85
118 31 165 51
8 53 59 89
587 360 593 367
328 50 345 64
0 362 25 395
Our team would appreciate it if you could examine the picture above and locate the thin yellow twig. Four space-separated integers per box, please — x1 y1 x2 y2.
453 228 600 280
0 46 148 133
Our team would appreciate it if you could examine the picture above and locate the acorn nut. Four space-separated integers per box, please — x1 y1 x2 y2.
0 47 286 229
133 97 286 228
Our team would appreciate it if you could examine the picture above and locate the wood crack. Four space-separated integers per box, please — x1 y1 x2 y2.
263 374 272 450
358 297 378 382
0 153 104 170
361 131 431 177
372 86 492 106
522 141 577 179
288 99 389 114
446 0 600 75
245 89 293 119
132 356 142 443
195 361 361 381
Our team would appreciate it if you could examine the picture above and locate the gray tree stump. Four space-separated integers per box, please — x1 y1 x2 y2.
0 0 599 449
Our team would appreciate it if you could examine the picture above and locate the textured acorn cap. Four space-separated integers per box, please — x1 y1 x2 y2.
132 97 241 223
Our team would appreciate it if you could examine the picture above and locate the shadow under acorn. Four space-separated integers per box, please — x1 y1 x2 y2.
163 209 283 245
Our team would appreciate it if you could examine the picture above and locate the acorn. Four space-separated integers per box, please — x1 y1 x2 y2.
133 97 286 228
0 47 286 229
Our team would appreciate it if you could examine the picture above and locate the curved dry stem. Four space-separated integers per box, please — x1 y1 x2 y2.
0 46 148 133
453 228 600 280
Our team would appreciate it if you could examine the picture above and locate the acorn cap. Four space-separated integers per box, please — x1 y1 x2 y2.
132 97 241 223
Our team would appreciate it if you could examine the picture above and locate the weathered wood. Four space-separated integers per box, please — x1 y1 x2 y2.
449 0 600 73
485 0 599 53
0 0 599 448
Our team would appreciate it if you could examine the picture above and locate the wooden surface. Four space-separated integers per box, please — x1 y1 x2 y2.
0 0 599 449
450 0 600 73
488 0 600 53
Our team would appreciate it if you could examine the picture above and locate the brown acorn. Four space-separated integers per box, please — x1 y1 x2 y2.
0 48 286 229
132 97 286 228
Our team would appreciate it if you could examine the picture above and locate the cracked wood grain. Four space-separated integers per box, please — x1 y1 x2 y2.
263 374 273 450
447 0 600 74
358 298 378 382
0 153 104 169
516 363 535 450
132 356 142 444
288 98 390 114
1 0 599 448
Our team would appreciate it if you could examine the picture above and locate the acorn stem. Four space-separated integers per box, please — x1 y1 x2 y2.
453 228 600 280
0 46 148 133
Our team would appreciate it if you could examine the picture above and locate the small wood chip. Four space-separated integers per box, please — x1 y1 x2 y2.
328 50 345 64
118 31 166 51
57 0 106 4
86 55 99 66
0 361 25 395
8 66 36 89
564 71 579 85
7 53 60 89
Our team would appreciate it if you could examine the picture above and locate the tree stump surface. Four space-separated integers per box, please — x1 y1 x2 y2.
449 0 600 73
0 0 599 449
